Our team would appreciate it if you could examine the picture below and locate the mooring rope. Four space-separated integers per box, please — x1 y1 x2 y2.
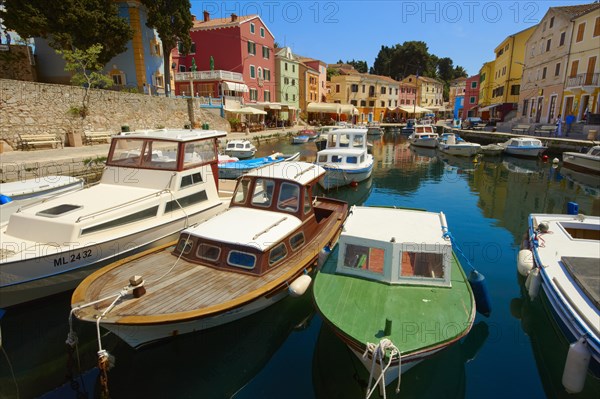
362 338 402 399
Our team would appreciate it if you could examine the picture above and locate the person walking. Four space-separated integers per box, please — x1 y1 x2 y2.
555 114 562 137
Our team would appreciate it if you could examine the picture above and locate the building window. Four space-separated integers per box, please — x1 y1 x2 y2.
248 41 256 55
350 100 357 106
257 67 263 79
559 32 566 46
249 88 258 101
111 72 126 85
262 46 270 59
570 60 579 77
351 84 358 92
555 63 561 76
595 16 600 37
179 65 186 72
550 16 554 29
264 69 270 81
380 101 385 107
546 39 551 52
250 65 256 78
471 81 477 89
362 85 365 93
360 100 366 106
291 79 295 86
285 93 289 101
548 95 557 121
368 101 375 107
369 86 375 96
522 99 529 116
335 84 340 93
190 42 196 54
576 23 585 42
400 99 405 105
260 27 265 37
250 23 255 34
502 66 506 75
381 87 386 94
542 67 547 79
264 90 270 102
285 63 288 71
292 94 296 101
470 96 476 104
292 65 295 72
284 77 289 85
510 85 520 95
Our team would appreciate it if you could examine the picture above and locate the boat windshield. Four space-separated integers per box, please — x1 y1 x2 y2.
108 138 179 170
182 140 217 168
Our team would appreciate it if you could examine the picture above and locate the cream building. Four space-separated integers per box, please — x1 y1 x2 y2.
401 75 444 112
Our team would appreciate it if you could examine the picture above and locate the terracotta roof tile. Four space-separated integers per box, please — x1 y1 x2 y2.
552 2 600 19
192 14 258 30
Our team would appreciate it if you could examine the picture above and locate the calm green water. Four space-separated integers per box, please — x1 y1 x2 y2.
0 133 599 399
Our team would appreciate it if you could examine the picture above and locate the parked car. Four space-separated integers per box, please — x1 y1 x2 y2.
462 117 484 129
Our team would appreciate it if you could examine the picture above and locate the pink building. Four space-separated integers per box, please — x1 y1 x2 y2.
398 82 417 107
172 11 276 104
463 75 480 118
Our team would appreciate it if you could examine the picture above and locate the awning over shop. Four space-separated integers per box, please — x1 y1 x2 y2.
479 103 501 112
340 104 359 115
399 105 431 114
224 106 266 115
307 102 342 114
250 102 282 110
426 106 442 112
222 81 249 93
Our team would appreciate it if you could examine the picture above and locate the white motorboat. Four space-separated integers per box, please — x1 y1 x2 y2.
562 145 600 175
408 125 439 148
437 133 481 156
0 129 230 308
521 212 600 387
0 176 84 224
217 152 300 179
223 139 256 159
498 137 547 158
315 128 374 189
71 162 348 348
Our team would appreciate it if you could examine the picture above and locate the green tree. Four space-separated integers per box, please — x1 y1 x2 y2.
1 0 132 65
337 59 368 73
57 44 113 119
141 0 193 97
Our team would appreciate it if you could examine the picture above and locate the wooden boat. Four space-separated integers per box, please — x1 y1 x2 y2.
498 137 546 158
72 162 348 348
223 139 256 159
315 128 374 189
0 176 84 225
408 125 439 148
313 206 476 389
0 129 230 308
520 213 600 385
218 152 300 179
562 145 600 175
437 133 481 156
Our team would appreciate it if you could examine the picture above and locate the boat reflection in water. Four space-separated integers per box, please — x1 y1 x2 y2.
312 321 489 398
314 177 373 206
502 156 541 174
511 280 600 399
560 166 600 198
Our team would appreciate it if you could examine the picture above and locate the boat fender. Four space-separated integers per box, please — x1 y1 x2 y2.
517 249 535 277
318 246 332 267
0 195 12 205
552 157 559 165
526 268 541 300
289 274 312 297
468 270 492 317
562 337 591 394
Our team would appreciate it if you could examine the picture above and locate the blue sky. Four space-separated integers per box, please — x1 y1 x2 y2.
190 0 576 76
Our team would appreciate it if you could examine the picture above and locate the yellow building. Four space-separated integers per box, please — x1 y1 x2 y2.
478 61 495 110
401 75 444 112
482 26 535 121
563 3 600 122
329 68 400 123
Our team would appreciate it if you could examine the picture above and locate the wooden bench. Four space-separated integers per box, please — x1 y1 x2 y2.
16 133 63 150
83 131 114 145
511 124 531 135
534 125 557 137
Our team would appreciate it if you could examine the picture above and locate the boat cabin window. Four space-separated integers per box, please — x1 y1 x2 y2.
227 250 256 269
347 156 358 164
290 232 306 250
400 251 444 279
303 189 311 214
360 154 365 163
591 148 600 156
176 237 193 254
81 206 159 235
343 243 385 275
233 178 251 205
353 135 364 148
196 243 221 262
252 178 275 207
317 154 327 163
269 242 288 266
183 141 216 168
180 172 203 188
332 155 342 163
36 204 82 217
278 182 300 212
164 191 208 212
108 138 179 170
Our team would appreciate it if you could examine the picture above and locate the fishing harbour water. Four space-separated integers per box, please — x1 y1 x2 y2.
0 131 599 399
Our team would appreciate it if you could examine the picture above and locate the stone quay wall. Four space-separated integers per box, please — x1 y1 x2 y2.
0 79 229 149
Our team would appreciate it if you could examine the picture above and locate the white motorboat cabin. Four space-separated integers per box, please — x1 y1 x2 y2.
335 207 452 287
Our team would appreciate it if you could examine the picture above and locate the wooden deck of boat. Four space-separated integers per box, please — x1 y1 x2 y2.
313 250 475 355
75 198 347 323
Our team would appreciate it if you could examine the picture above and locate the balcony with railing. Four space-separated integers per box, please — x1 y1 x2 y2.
174 70 244 82
566 72 599 88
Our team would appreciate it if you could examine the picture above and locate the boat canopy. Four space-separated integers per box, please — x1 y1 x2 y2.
335 206 453 287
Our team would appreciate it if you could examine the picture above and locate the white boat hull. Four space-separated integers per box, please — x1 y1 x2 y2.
319 164 373 190
504 147 545 157
224 150 255 159
0 203 226 308
438 143 481 156
562 152 600 175
101 281 290 348
410 138 438 148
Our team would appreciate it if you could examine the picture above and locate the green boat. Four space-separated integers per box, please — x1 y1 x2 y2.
312 206 476 394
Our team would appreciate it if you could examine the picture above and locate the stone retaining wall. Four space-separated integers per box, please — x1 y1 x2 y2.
0 79 229 149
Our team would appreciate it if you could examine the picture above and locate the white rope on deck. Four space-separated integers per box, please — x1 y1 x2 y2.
362 338 402 399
